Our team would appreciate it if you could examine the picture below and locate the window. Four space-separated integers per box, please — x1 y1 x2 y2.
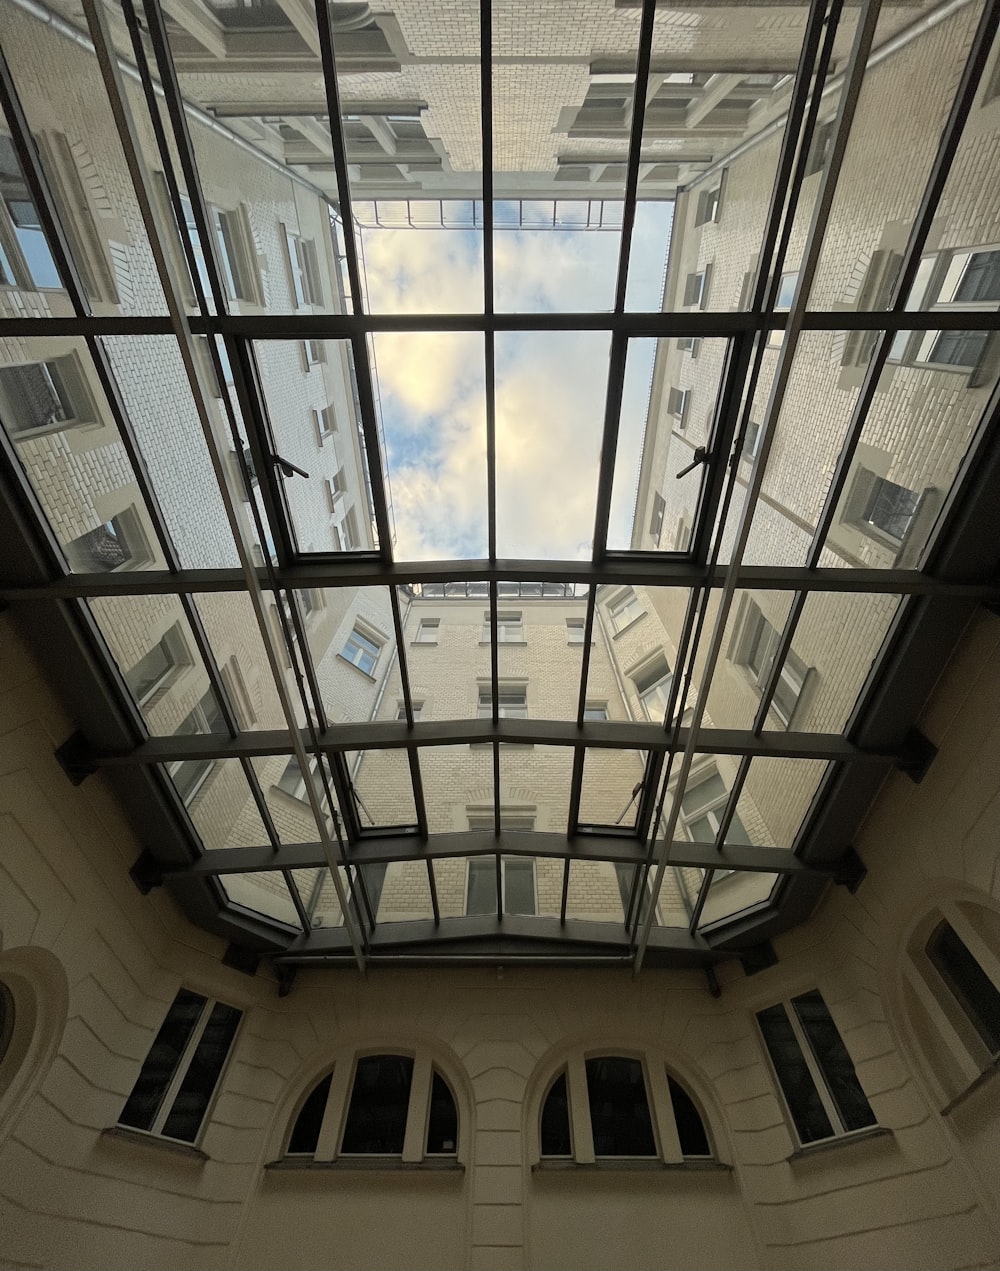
396 700 423 720
220 656 256 729
326 468 346 510
168 689 226 805
844 468 919 547
683 267 710 308
0 354 96 438
741 419 762 462
609 589 644 633
757 990 878 1146
342 626 383 676
731 598 810 726
467 810 536 832
648 492 666 545
694 180 723 226
804 119 834 177
300 339 325 369
466 855 536 915
124 624 190 706
313 405 336 441
926 919 1000 1060
539 1054 713 1162
841 250 902 366
632 653 671 721
768 271 798 346
666 386 690 428
64 507 152 573
277 755 321 802
583 702 608 720
414 618 439 644
0 135 61 289
484 611 523 643
213 206 260 304
676 336 700 356
477 684 528 718
285 229 322 306
566 619 588 644
678 767 751 845
285 1052 459 1161
341 506 360 551
118 988 242 1145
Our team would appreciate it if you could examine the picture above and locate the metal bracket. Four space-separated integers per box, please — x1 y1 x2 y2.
739 941 778 976
129 849 164 895
276 964 297 998
895 727 938 784
703 964 722 998
54 730 97 786
832 845 867 894
222 942 261 977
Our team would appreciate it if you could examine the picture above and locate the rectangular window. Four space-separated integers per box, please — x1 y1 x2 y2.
214 207 259 304
313 405 336 441
694 182 722 226
732 599 809 727
609 590 644 633
397 700 423 720
649 491 666 544
342 626 382 676
0 354 96 438
326 468 346 511
285 229 322 306
633 653 671 721
485 611 524 643
683 269 709 308
0 135 61 289
679 768 751 845
168 688 226 805
927 919 1000 1057
341 506 360 551
277 755 320 802
666 386 690 428
768 272 798 346
757 991 877 1146
566 619 587 644
415 618 439 644
64 506 152 574
300 339 325 369
804 119 834 177
466 856 536 915
845 469 919 547
477 685 527 718
742 420 762 461
125 623 190 706
118 988 242 1145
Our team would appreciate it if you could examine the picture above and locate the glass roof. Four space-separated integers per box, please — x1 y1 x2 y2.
0 0 998 970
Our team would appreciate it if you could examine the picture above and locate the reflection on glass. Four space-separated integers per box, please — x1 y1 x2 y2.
567 860 627 925
347 748 417 829
219 871 301 926
699 869 779 928
421 745 495 836
370 332 487 559
194 592 287 732
174 757 270 851
499 744 572 833
253 339 376 555
292 867 343 929
495 330 609 558
741 758 829 848
621 339 730 552
299 586 397 725
578 748 646 828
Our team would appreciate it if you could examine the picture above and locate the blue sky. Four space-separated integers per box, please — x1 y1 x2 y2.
361 202 673 560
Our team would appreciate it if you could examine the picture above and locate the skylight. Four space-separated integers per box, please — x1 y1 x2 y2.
1 0 998 972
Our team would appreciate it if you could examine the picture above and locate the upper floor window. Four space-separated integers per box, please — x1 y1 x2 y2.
768 271 798 347
757 990 877 1147
301 339 325 369
0 135 61 290
583 701 608 720
683 267 711 308
342 625 383 676
730 597 811 726
566 619 588 644
285 1052 459 1162
477 684 528 719
538 1053 713 1163
313 405 337 442
0 354 96 439
609 589 644 633
466 855 536 915
118 988 242 1145
632 653 671 721
648 492 666 545
667 386 691 428
926 916 1000 1064
64 506 153 574
214 206 261 304
843 469 919 548
285 229 322 307
679 765 751 846
168 689 226 805
414 618 439 644
124 623 191 707
694 178 724 226
484 610 524 643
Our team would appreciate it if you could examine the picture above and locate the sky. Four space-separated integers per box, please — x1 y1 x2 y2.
360 201 674 561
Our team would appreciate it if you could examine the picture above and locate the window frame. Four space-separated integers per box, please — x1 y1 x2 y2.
124 622 192 708
0 353 98 439
730 597 811 727
414 617 439 644
465 853 537 916
608 589 645 634
213 205 261 305
341 624 384 677
285 227 323 307
630 651 671 721
476 682 528 719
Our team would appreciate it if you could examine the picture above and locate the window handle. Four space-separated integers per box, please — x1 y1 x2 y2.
676 446 709 480
272 452 309 479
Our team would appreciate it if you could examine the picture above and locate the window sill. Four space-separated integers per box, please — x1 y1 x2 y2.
941 1053 1000 1116
410 641 439 647
479 640 527 647
102 1125 208 1161
786 1125 892 1161
267 1157 464 1172
533 1159 730 1173
336 653 377 682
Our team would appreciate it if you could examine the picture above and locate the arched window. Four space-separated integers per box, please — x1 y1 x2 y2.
285 1051 459 1164
537 1054 714 1165
0 984 13 1070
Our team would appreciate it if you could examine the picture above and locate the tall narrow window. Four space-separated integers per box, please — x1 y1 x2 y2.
341 1055 413 1155
632 654 671 721
466 857 536 915
540 1071 572 1156
927 919 1000 1057
118 988 242 1144
585 1056 656 1157
415 618 439 644
757 990 877 1145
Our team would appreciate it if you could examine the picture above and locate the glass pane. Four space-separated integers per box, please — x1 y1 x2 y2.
699 870 779 928
464 855 497 916
369 332 487 559
161 1001 242 1143
741 758 829 850
0 120 66 293
578 748 647 828
347 749 417 830
300 586 397 724
360 218 484 315
585 1056 656 1157
792 991 877 1133
590 586 690 725
119 989 205 1133
376 862 435 924
193 592 288 731
341 1055 414 1155
426 1072 458 1155
422 744 495 836
927 921 1000 1055
288 1072 333 1156
291 867 344 930
540 1071 572 1157
499 744 572 833
707 590 797 732
495 330 610 558
181 758 271 851
219 872 301 926
668 1075 711 1158
253 339 377 554
756 1004 834 1146
566 860 628 925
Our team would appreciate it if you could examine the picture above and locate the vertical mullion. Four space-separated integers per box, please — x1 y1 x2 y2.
481 0 497 566
389 586 416 727
150 998 212 1136
785 1001 845 1135
427 859 441 927
283 868 310 930
349 333 395 562
574 587 598 726
612 0 658 315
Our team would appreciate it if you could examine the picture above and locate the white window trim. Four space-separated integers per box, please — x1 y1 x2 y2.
729 596 812 727
340 622 385 678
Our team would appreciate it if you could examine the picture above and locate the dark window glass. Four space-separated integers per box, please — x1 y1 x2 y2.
667 1075 711 1157
341 1054 413 1154
0 983 13 1064
954 251 1000 303
288 1071 333 1155
927 329 988 368
161 1001 242 1142
426 1071 458 1155
585 1056 656 1157
756 1003 834 1144
504 858 535 915
119 988 206 1133
861 476 918 543
927 919 1000 1055
66 520 130 572
467 858 497 915
792 991 877 1133
540 1071 572 1156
